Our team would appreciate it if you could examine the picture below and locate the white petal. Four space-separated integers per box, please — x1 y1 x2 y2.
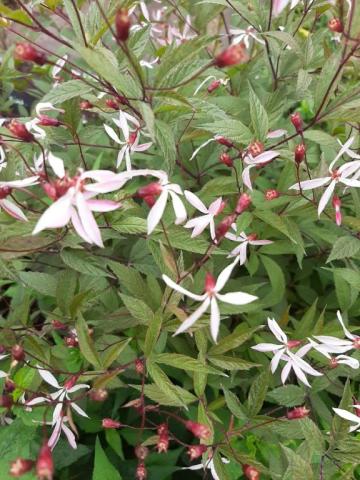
174 297 211 335
271 348 286 373
104 124 122 144
292 363 311 387
47 152 65 178
147 190 167 234
189 138 215 162
76 194 103 247
0 199 27 221
185 215 211 237
281 361 292 384
48 418 62 450
340 178 360 188
33 191 73 234
318 181 336 216
242 165 254 190
118 110 130 141
62 423 77 449
268 318 287 344
184 190 208 213
252 343 284 352
169 191 187 225
38 368 61 389
71 401 89 418
71 209 93 244
162 274 205 301
217 291 258 305
210 297 221 342
336 310 355 340
215 259 238 292
289 177 331 191
333 408 360 424
337 356 359 369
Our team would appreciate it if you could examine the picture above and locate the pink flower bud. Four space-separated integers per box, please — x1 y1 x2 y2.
105 99 119 110
290 112 303 132
143 195 156 207
0 395 13 408
242 464 260 480
187 444 207 461
204 272 216 293
219 152 233 167
36 443 54 480
136 462 147 480
214 43 249 68
0 186 12 199
7 120 34 142
135 359 145 375
137 182 162 198
216 136 233 148
5 379 15 393
287 406 310 420
9 458 34 477
185 420 211 440
207 79 221 93
332 195 342 226
80 100 93 110
265 189 280 201
89 389 108 402
102 418 122 429
38 115 61 127
63 375 79 390
286 339 302 349
65 336 78 348
135 445 149 460
215 213 236 240
15 43 47 65
157 424 169 453
248 141 264 157
11 344 25 362
328 18 343 33
115 9 131 42
51 320 67 330
235 193 251 214
353 400 360 418
294 144 306 164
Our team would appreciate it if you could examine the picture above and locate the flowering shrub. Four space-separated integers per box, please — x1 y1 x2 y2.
0 0 360 478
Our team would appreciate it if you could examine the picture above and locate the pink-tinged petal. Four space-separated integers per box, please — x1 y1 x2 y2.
313 335 352 346
86 199 120 212
66 384 89 393
185 214 211 237
289 177 331 190
268 318 287 344
267 129 287 139
76 194 103 247
292 363 311 387
33 191 73 234
85 178 128 194
174 297 211 336
338 160 360 176
217 291 258 305
337 356 359 369
333 408 360 425
61 423 77 449
215 259 238 292
70 402 89 418
147 190 168 234
48 419 62 450
104 124 122 144
250 151 280 164
318 181 336 215
272 0 291 16
271 348 286 373
189 138 215 162
184 190 208 213
81 170 118 182
118 110 130 141
208 197 223 215
210 297 221 342
169 191 187 225
134 142 152 152
71 209 92 244
209 218 216 240
0 176 39 188
26 396 50 406
116 145 128 168
242 165 254 190
229 242 248 265
252 343 284 352
47 152 65 178
336 310 355 340
250 240 273 246
52 401 64 425
125 148 132 171
38 368 61 389
162 274 205 301
341 178 360 188
281 361 292 384
0 199 27 221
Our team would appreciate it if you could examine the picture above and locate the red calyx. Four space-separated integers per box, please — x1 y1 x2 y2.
287 406 310 420
0 395 13 408
185 420 211 440
5 379 16 393
265 189 280 200
215 213 236 241
235 193 251 214
219 152 233 167
7 120 34 142
214 43 249 68
157 424 169 453
143 195 156 207
11 344 25 362
135 445 149 460
294 143 306 164
290 112 303 132
248 141 264 158
14 43 47 65
89 389 108 402
102 418 122 429
207 79 221 93
243 464 260 480
137 182 162 198
136 462 147 480
0 186 12 200
51 319 67 330
36 443 54 480
187 444 207 461
80 100 93 110
115 8 131 42
65 336 78 348
353 400 360 418
216 136 233 148
9 458 34 478
328 18 343 33
105 98 119 110
204 272 216 294
135 358 145 375
38 115 61 127
64 375 79 390
287 339 302 349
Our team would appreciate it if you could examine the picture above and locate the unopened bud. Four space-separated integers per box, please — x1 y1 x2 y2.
0 395 13 408
51 320 67 330
135 359 145 375
215 213 236 241
14 43 47 65
214 43 249 68
248 141 264 158
290 112 303 132
135 445 149 460
265 189 280 200
328 18 343 33
36 443 53 480
157 424 169 453
11 345 25 362
287 406 310 420
137 182 162 198
9 458 34 477
89 389 108 402
216 136 233 148
143 195 156 207
115 9 131 42
187 444 207 461
80 100 93 110
207 79 221 93
38 115 61 127
235 193 251 214
219 152 233 167
185 420 211 440
5 379 15 393
332 195 342 226
242 464 260 480
136 462 147 480
102 418 122 429
63 375 79 390
65 336 78 348
294 143 306 164
105 98 119 110
7 120 34 142
0 186 12 199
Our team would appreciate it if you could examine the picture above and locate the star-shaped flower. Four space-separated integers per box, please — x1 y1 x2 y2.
184 191 225 240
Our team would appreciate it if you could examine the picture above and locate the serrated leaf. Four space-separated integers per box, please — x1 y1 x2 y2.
282 446 314 480
75 314 102 368
42 80 93 104
93 437 122 480
208 355 260 370
246 370 269 417
267 385 306 407
102 338 131 368
19 271 57 297
155 120 177 173
209 327 261 355
146 362 188 408
248 85 268 141
198 119 252 144
327 236 360 263
144 310 163 357
153 353 225 375
222 386 247 420
120 293 153 323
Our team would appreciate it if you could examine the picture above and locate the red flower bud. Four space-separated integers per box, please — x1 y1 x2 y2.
329 357 338 369
185 420 211 440
7 120 34 142
65 336 78 348
216 136 233 148
214 43 249 68
51 320 67 330
0 395 13 408
89 389 108 402
80 100 93 110
243 464 260 480
294 143 306 164
204 272 216 293
219 152 233 167
328 18 343 33
353 400 360 418
11 345 25 362
63 375 79 390
332 195 342 226
235 193 251 214
135 358 145 375
265 189 280 200
42 183 58 201
0 186 12 199
102 418 122 429
287 406 310 420
135 445 149 460
136 462 147 480
248 141 264 157
157 424 169 453
290 112 303 132
286 339 302 349
38 115 61 127
137 182 162 198
9 458 34 477
115 9 131 42
5 379 15 393
105 98 119 110
207 79 221 93
143 195 156 207
36 443 53 480
14 43 47 65
187 444 207 461
215 213 236 241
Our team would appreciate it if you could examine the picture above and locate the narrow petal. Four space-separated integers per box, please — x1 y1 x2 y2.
271 348 286 373
341 178 360 188
337 356 359 369
86 199 120 212
210 297 221 342
252 343 284 352
174 297 211 336
336 310 355 340
333 408 360 424
0 199 27 221
184 215 211 237
242 165 254 191
169 191 187 225
189 138 215 162
118 110 130 141
318 181 336 216
71 402 89 418
47 152 65 178
184 190 208 213
292 363 311 387
289 177 330 191
76 194 103 247
71 209 93 244
217 291 258 305
62 423 77 449
281 361 292 384
48 419 62 450
162 274 205 301
33 192 73 234
215 259 238 292
147 190 167 234
38 368 61 389
104 124 122 144
268 318 287 344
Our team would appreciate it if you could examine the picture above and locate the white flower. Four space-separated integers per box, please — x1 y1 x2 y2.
308 339 359 369
183 457 230 480
226 225 272 265
229 27 265 49
272 0 302 17
289 137 360 217
333 407 360 433
27 368 89 425
52 54 68 84
162 260 258 342
48 415 77 450
168 15 196 45
279 344 322 387
0 176 39 221
313 310 360 354
184 191 224 239
104 111 152 170
242 150 280 190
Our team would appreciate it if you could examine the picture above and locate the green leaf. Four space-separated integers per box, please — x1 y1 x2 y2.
222 386 247 420
112 217 148 234
153 353 225 375
42 80 93 104
208 355 260 370
63 0 86 45
61 249 110 277
209 327 261 355
19 272 57 297
146 362 189 408
120 293 153 323
246 370 269 417
314 51 343 112
198 119 252 144
102 338 132 368
267 385 306 407
93 437 122 480
144 310 163 357
330 379 353 446
155 120 177 174
56 269 77 315
282 446 314 480
327 236 360 263
131 382 197 406
75 314 102 368
248 85 269 141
